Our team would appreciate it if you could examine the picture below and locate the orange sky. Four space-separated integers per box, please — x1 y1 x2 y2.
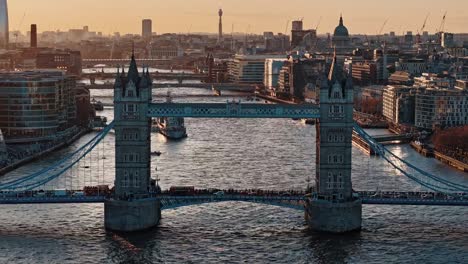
8 0 468 35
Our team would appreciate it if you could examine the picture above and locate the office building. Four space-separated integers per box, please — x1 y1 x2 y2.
0 70 78 142
228 54 284 84
383 85 415 125
415 88 468 129
142 19 152 38
291 20 317 50
264 58 287 90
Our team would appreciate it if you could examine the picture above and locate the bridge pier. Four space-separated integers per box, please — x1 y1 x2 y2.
104 199 161 232
305 200 362 233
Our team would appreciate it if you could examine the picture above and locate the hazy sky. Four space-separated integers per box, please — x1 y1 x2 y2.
8 0 468 35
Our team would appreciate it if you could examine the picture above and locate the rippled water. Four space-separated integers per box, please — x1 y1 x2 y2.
1 88 467 263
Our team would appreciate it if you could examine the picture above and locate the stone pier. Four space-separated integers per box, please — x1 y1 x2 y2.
104 199 161 232
305 200 362 233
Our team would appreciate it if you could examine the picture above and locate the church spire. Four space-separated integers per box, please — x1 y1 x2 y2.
339 14 344 26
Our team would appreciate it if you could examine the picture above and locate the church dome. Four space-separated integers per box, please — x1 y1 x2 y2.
334 15 349 37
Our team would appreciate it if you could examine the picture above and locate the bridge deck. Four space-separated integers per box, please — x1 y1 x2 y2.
1 192 466 207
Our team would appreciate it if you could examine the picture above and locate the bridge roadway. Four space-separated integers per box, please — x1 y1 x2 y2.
81 72 207 80
0 191 466 207
85 83 256 91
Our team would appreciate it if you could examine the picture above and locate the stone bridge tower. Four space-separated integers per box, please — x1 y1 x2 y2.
105 54 161 232
306 53 362 233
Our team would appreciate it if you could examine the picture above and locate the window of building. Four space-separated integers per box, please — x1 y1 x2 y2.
122 171 129 187
134 171 140 188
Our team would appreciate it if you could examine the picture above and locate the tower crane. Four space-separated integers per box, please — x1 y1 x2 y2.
377 18 389 43
437 11 447 33
13 12 26 46
417 13 430 44
436 11 447 44
315 16 322 31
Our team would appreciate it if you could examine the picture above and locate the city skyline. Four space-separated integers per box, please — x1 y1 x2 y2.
8 0 468 35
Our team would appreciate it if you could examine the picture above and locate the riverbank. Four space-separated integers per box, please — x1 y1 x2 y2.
0 128 91 176
434 151 468 173
410 141 468 173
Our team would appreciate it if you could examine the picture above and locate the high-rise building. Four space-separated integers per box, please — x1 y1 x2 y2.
290 20 317 50
218 9 223 44
142 19 152 38
30 24 37 48
0 0 8 49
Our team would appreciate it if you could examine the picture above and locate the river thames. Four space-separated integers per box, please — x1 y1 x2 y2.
0 87 467 263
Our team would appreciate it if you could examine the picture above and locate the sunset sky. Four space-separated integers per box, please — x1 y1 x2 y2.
8 0 468 35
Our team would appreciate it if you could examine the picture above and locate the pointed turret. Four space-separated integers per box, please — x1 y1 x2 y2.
127 52 139 85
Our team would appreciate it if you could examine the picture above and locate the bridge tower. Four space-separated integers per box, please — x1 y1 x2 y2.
306 53 362 233
104 54 161 231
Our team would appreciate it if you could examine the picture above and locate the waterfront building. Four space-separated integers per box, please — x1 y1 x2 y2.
382 85 415 125
35 49 82 75
227 54 284 84
0 0 8 49
0 70 77 142
206 54 229 83
276 56 326 101
415 87 468 130
264 58 287 90
142 19 152 39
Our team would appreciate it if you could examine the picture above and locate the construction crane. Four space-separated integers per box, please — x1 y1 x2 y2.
13 12 26 46
376 18 389 43
416 13 430 44
284 20 290 34
437 11 447 33
315 16 322 31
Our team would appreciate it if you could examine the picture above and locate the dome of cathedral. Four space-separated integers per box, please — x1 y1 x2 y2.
334 15 349 37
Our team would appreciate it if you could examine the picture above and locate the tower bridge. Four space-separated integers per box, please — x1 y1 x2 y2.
1 54 467 234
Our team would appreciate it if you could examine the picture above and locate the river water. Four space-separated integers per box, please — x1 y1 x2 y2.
0 88 467 263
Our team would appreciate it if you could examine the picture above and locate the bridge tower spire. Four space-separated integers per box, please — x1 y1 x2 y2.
105 53 161 232
306 54 362 233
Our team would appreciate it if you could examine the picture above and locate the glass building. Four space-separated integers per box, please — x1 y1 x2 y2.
0 0 8 49
0 70 77 141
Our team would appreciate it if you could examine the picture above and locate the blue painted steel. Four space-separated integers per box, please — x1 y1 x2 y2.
353 124 468 193
0 122 115 191
147 102 320 118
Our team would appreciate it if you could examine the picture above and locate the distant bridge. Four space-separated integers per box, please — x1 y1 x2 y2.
81 72 207 81
82 58 170 68
85 83 256 92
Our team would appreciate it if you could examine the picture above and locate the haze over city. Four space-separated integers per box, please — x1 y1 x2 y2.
8 0 468 34
0 0 467 263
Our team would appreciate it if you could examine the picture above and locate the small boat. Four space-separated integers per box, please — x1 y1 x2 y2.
155 92 188 140
151 151 162 156
91 98 104 111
